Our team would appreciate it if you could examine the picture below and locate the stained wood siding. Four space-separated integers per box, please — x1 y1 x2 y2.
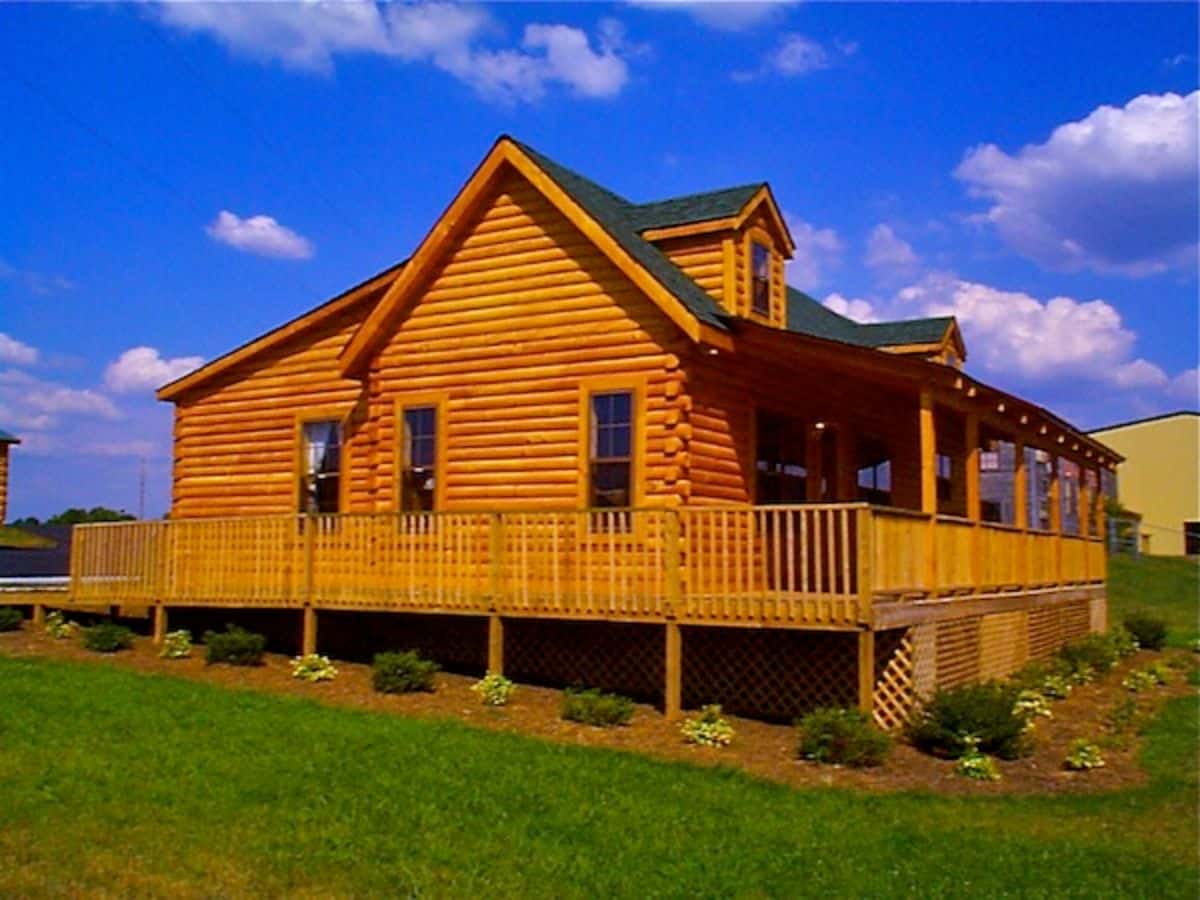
364 169 692 511
656 234 726 305
169 297 378 517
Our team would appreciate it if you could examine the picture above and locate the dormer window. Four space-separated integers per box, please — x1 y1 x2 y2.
751 242 771 315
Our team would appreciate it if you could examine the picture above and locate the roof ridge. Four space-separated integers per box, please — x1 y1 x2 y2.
632 182 765 211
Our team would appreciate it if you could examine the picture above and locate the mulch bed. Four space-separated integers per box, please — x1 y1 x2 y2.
1 624 1193 796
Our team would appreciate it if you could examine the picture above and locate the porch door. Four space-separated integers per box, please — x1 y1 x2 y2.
755 412 808 504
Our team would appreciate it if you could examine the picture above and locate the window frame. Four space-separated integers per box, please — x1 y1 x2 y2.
295 407 351 516
749 240 772 317
394 393 448 513
577 377 645 529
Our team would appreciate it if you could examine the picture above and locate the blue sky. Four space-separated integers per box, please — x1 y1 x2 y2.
1 1 1196 520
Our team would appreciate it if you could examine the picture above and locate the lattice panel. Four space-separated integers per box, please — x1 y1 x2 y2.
872 629 914 731
317 611 488 673
682 628 857 722
1062 599 1091 643
910 623 937 700
935 616 981 689
978 611 1029 681
505 619 664 703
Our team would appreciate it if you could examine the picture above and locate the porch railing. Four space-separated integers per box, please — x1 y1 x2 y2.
67 504 1105 627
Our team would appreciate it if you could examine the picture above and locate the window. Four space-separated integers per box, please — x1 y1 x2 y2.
299 420 341 514
1185 522 1200 556
936 453 953 504
401 406 438 511
1059 458 1080 535
755 412 807 503
979 439 1016 525
856 438 892 506
589 391 633 509
751 242 771 316
1027 448 1053 530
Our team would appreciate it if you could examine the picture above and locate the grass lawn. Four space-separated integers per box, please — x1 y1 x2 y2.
0 657 1196 898
0 524 54 549
1108 554 1199 647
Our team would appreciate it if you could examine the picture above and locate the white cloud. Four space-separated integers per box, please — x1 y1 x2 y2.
627 1 792 32
80 439 160 459
734 32 855 81
104 347 204 394
956 91 1199 276
0 260 74 295
864 224 920 275
823 292 878 323
894 273 1171 388
1169 368 1199 404
156 2 631 103
207 210 314 259
785 215 843 288
0 333 38 367
0 369 121 426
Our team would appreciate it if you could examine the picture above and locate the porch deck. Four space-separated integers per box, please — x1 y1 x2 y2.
65 503 1104 628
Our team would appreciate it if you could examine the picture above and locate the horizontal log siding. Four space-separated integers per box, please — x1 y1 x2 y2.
368 171 691 511
170 297 377 517
657 234 725 305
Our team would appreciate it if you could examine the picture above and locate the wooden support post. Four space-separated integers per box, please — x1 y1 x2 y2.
304 513 317 606
488 513 504 603
32 603 45 627
835 426 857 502
856 506 873 623
965 412 981 590
664 621 682 720
664 509 682 617
857 629 875 715
487 614 504 674
805 428 824 502
301 606 317 656
918 388 938 593
153 605 168 645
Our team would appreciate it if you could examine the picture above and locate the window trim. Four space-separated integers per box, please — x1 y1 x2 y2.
577 376 645 515
294 406 352 515
743 227 776 321
394 393 448 513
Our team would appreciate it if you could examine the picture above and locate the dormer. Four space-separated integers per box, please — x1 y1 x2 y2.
634 185 795 328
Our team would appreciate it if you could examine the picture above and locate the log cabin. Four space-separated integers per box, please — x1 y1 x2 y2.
61 136 1120 725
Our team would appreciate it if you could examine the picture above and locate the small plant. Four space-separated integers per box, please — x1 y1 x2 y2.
561 687 634 727
81 622 134 653
1108 626 1139 659
1058 634 1118 679
0 607 22 631
1121 669 1159 693
203 624 266 666
1145 660 1172 683
1040 674 1074 699
1013 689 1052 723
45 611 77 639
953 735 1001 781
1123 613 1168 652
796 707 890 767
292 653 338 683
681 704 735 748
471 672 515 706
907 681 1029 760
1105 697 1139 734
372 650 438 694
159 629 192 659
1068 664 1096 686
1064 738 1106 771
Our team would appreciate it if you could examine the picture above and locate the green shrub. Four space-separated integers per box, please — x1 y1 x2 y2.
1121 669 1158 693
159 629 192 659
45 611 77 639
1058 634 1119 678
797 707 890 767
292 653 338 682
203 625 266 666
1064 738 1105 771
1109 626 1139 659
471 672 515 706
81 622 134 653
1012 689 1052 722
1040 674 1074 699
907 681 1029 760
372 650 438 694
561 687 634 727
1123 613 1168 651
681 704 735 748
0 607 22 631
954 736 1001 781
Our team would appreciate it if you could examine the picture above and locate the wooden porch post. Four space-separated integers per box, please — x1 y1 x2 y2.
1013 440 1029 584
919 388 938 593
487 614 504 674
32 603 45 628
965 412 981 590
665 621 682 720
301 606 317 656
805 428 824 502
857 629 875 714
835 426 857 501
153 605 168 645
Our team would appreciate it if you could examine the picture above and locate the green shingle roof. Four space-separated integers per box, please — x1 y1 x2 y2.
786 287 953 350
512 138 959 352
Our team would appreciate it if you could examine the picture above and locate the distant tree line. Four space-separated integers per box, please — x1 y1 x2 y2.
11 507 136 527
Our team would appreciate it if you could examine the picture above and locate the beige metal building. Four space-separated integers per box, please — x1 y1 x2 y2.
1090 411 1199 556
